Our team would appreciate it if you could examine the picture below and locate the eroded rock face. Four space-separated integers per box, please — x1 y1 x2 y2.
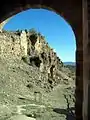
20 31 27 56
0 29 63 89
23 30 63 80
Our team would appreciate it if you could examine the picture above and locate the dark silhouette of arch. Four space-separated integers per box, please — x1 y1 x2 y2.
0 1 85 120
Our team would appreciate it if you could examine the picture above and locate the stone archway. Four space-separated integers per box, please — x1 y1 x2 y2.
0 1 87 120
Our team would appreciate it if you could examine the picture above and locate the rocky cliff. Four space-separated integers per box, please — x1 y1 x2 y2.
0 29 69 91
0 29 75 120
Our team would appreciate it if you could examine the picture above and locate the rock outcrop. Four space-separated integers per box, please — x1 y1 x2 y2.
0 29 64 90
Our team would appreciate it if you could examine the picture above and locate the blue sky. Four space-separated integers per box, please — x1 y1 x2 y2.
4 9 76 62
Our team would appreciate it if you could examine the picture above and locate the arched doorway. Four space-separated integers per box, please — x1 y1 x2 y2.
3 8 76 119
0 1 85 120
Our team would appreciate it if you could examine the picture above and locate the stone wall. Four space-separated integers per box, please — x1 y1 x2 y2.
20 30 27 56
0 31 21 59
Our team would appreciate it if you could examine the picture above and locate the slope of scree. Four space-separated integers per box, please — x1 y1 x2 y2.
0 29 75 120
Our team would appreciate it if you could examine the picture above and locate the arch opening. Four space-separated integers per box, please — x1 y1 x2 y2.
0 3 83 120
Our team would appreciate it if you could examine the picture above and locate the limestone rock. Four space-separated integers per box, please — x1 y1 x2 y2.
6 115 36 120
0 29 69 91
20 30 27 56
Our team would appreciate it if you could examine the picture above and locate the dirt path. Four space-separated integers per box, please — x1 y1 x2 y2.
16 106 26 114
16 103 46 114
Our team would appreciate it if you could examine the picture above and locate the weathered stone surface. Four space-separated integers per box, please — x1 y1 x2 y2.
0 30 64 88
7 115 36 120
20 30 27 56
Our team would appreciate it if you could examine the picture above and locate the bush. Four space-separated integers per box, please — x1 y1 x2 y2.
21 56 27 63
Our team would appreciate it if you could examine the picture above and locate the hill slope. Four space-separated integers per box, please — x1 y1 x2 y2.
64 62 75 66
0 30 75 120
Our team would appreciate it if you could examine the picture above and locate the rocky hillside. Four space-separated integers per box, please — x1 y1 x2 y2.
0 29 75 120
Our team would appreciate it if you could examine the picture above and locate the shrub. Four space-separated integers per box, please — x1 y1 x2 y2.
21 56 27 63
